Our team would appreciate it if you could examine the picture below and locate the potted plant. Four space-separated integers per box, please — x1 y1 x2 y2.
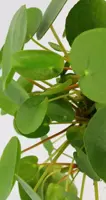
0 0 105 199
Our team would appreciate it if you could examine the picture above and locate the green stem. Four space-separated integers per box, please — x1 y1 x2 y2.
94 181 99 200
49 93 70 102
34 141 68 192
80 174 86 200
70 170 79 186
50 25 69 61
31 37 51 51
27 79 46 90
42 80 53 87
65 157 75 192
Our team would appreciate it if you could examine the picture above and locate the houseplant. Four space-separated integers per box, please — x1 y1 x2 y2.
0 0 106 199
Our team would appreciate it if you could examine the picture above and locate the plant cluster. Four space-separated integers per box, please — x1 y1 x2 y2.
0 0 106 199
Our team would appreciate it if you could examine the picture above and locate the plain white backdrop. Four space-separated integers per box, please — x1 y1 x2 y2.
0 0 106 199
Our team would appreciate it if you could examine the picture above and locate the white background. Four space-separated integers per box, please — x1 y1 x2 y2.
0 0 106 199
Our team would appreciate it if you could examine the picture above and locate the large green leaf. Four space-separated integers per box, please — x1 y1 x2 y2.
71 28 106 103
66 0 106 46
66 126 84 149
16 175 41 200
4 80 29 105
14 116 50 138
16 96 48 134
74 150 100 181
0 137 21 200
2 6 27 88
47 99 74 123
0 79 19 115
37 0 68 39
17 76 33 93
12 50 64 80
84 107 106 182
42 79 72 96
45 183 79 200
26 7 42 42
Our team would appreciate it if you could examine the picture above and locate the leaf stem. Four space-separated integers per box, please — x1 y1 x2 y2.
50 25 69 61
41 80 53 87
31 37 51 51
38 162 77 167
27 79 46 90
94 181 99 200
80 174 86 200
49 93 70 102
65 157 75 192
21 125 71 153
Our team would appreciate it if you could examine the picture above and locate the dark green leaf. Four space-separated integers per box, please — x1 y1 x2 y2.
84 107 106 182
14 116 50 138
0 137 21 200
26 8 42 42
42 79 72 96
16 96 48 134
2 5 27 88
48 42 62 52
45 183 79 200
41 135 54 155
71 28 106 103
47 99 74 123
37 0 68 39
66 126 84 149
0 79 19 115
17 76 33 93
16 175 41 200
66 0 106 46
74 150 100 181
12 50 64 80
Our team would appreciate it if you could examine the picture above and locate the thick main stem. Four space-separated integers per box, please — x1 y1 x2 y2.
94 181 99 200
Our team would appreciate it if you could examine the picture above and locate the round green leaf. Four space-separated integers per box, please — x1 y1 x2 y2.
14 116 50 138
66 126 84 149
0 137 21 200
71 28 106 103
17 76 33 93
2 5 27 88
66 0 106 46
84 107 106 181
26 8 42 42
16 96 48 134
37 0 68 39
47 99 74 123
74 150 100 181
12 50 64 80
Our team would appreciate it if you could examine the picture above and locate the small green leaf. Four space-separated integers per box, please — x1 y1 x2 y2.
41 135 54 155
16 96 48 134
66 0 106 46
45 183 79 200
26 7 42 42
42 79 72 96
47 99 74 123
16 175 41 200
0 137 21 200
37 0 68 39
0 79 19 115
66 126 84 149
74 150 100 181
17 76 33 93
14 116 50 138
71 28 106 103
4 80 29 105
12 50 64 80
48 42 62 52
2 5 27 88
84 107 106 182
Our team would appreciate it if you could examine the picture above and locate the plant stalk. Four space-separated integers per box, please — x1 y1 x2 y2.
80 174 86 200
94 181 99 200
